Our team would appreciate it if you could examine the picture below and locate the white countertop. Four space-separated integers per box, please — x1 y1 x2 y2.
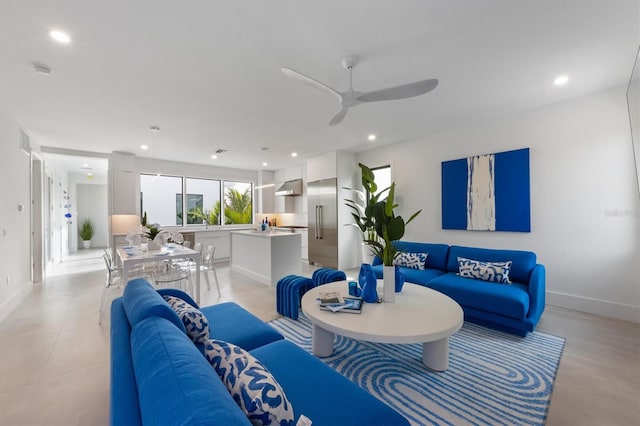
231 229 300 238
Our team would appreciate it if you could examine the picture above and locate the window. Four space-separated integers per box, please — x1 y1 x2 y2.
185 178 221 225
140 174 183 226
372 165 391 196
140 174 249 227
223 181 253 224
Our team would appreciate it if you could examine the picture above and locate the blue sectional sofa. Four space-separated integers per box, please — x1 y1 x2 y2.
110 279 409 426
372 241 545 336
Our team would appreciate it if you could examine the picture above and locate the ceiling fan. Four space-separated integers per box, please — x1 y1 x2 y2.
281 55 438 126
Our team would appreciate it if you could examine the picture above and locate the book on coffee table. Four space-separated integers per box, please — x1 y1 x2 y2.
319 297 363 314
317 292 344 306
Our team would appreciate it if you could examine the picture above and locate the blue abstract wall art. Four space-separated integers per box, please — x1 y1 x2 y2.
442 148 530 232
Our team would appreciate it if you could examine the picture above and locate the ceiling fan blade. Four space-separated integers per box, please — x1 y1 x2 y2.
329 106 349 126
356 79 439 102
281 67 342 103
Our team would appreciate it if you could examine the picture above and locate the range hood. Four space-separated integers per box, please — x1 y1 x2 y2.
275 179 303 196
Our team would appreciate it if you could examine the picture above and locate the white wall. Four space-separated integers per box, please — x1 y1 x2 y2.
0 110 33 321
358 85 640 323
76 183 108 248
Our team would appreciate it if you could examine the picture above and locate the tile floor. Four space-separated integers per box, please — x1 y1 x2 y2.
0 251 638 425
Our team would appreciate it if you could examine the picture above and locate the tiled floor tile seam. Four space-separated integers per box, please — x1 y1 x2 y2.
20 307 69 420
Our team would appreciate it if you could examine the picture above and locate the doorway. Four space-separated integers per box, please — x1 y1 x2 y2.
39 148 110 277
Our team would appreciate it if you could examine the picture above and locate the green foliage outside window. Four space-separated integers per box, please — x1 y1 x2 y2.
188 187 252 225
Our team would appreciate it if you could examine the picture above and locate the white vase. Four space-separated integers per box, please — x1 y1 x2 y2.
82 239 91 249
147 240 161 251
383 265 395 303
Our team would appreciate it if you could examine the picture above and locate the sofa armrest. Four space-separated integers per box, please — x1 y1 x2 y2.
527 264 546 321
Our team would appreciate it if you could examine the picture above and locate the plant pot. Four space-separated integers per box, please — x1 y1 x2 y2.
82 239 91 249
147 240 161 251
383 265 395 303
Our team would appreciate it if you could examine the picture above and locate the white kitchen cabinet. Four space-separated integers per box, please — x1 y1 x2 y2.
110 152 138 215
195 229 232 261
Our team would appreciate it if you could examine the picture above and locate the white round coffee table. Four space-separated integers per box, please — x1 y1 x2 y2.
301 280 464 371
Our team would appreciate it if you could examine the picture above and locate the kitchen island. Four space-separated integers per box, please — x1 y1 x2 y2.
230 230 302 286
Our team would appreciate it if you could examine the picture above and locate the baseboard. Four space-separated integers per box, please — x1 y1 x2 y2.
230 264 271 286
547 290 640 323
0 281 33 323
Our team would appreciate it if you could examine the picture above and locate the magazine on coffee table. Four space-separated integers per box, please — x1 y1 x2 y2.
319 296 363 314
317 292 344 306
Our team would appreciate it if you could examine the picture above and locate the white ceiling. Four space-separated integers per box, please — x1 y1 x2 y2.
1 1 638 172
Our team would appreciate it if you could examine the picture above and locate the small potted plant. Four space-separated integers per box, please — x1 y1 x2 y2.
79 218 95 249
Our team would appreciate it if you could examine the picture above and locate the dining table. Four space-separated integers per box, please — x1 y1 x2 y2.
116 244 202 303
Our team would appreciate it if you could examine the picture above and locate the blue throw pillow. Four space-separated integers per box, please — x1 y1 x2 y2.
457 257 512 284
393 252 428 270
204 339 295 426
163 295 210 344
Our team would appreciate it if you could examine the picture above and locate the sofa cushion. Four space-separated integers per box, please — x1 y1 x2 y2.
446 245 536 283
393 252 428 269
251 340 409 426
122 278 185 332
130 316 251 425
372 264 445 286
428 272 530 319
163 295 210 345
205 339 294 426
457 257 512 284
201 302 284 351
396 241 450 270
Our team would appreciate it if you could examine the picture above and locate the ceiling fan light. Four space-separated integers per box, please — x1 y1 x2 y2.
554 75 569 86
50 30 71 44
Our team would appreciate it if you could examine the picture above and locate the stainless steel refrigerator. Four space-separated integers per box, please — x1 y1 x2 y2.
308 178 338 268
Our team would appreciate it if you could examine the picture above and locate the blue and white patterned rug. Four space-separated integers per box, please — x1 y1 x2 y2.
269 314 565 426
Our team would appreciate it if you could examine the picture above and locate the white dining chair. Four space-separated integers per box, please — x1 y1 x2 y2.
201 243 220 298
99 253 124 324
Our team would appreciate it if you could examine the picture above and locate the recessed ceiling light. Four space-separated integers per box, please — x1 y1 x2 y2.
82 163 88 168
262 162 268 167
291 152 298 157
87 172 93 177
50 30 71 44
368 134 376 141
554 75 569 86
141 145 148 150
211 155 217 159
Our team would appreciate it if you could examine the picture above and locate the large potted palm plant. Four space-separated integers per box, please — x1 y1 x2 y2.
361 166 421 302
344 163 388 263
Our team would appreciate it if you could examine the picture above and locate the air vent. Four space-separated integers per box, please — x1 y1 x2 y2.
20 129 31 156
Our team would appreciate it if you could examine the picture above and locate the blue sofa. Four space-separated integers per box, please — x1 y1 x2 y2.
372 242 545 336
110 279 409 426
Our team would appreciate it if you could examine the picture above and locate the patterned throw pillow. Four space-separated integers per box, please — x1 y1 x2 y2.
457 257 512 284
204 339 295 426
393 252 428 270
163 295 210 344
